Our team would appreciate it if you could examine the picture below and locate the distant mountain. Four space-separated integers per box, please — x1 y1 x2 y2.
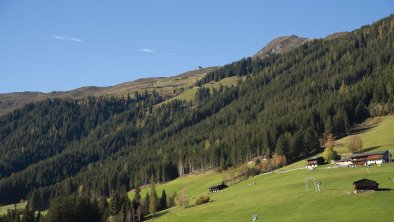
0 67 219 116
253 35 310 59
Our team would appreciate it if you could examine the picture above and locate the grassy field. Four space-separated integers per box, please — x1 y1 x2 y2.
0 203 26 215
152 164 394 222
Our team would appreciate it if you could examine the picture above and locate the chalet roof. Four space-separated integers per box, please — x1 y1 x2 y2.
349 150 389 159
353 178 379 186
209 183 228 191
307 156 324 161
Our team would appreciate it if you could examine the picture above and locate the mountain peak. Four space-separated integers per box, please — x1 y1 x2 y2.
254 35 310 59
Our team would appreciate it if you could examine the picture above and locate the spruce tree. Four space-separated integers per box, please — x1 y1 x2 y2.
159 189 167 211
148 178 159 217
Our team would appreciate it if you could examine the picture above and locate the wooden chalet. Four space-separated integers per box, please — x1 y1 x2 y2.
306 156 325 168
209 183 228 193
349 150 391 166
353 179 379 191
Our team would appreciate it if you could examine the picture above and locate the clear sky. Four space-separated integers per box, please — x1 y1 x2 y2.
0 0 393 93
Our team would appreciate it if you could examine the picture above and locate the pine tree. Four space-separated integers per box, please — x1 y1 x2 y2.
148 178 159 218
159 190 167 211
142 193 150 216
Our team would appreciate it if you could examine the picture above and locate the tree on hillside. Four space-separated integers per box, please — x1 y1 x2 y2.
148 178 159 217
275 134 288 156
142 193 150 216
325 134 335 149
322 147 337 162
109 191 123 215
132 185 143 222
175 189 189 208
324 116 334 135
159 190 167 211
132 184 141 210
167 192 176 208
347 136 363 153
273 154 287 168
45 196 102 222
21 204 35 222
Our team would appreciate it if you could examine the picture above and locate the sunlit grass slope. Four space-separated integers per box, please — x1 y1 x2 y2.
137 115 394 221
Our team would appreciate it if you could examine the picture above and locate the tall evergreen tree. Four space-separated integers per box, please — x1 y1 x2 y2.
148 177 159 217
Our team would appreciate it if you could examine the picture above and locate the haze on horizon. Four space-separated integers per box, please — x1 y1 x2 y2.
0 0 392 93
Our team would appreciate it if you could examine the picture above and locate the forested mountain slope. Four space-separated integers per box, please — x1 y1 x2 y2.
0 15 393 209
0 67 218 116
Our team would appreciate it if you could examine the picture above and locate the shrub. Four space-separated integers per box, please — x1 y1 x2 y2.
322 147 337 162
195 196 210 205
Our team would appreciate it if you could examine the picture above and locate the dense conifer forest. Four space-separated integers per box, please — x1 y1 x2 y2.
0 15 393 221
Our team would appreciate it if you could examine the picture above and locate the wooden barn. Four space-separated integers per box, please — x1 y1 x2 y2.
209 183 228 193
306 156 325 168
353 179 379 191
349 150 391 166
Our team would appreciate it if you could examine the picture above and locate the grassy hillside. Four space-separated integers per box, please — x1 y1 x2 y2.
0 203 26 216
159 76 240 105
335 115 394 155
128 170 222 201
152 164 394 222
130 115 394 221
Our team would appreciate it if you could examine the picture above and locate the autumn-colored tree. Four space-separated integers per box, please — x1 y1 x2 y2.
175 189 189 208
326 134 335 149
273 154 287 168
347 136 363 153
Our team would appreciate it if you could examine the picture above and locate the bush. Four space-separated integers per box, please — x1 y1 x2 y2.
322 147 337 162
195 196 210 205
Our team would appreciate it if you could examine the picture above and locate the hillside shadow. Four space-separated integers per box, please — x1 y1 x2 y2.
347 125 377 135
355 146 381 153
145 211 169 220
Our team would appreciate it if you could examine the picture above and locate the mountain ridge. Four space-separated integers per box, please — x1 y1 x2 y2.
253 35 311 59
0 67 219 116
0 34 317 116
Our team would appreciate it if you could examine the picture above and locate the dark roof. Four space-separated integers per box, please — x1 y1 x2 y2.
307 156 324 161
353 178 379 185
209 183 228 191
349 150 389 158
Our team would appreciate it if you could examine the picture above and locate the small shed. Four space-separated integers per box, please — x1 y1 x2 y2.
353 179 379 191
209 183 228 193
306 156 325 168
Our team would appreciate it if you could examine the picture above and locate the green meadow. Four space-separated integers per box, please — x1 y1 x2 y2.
152 164 394 222
159 76 240 105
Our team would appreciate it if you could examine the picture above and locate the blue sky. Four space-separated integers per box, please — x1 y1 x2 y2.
0 0 393 93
